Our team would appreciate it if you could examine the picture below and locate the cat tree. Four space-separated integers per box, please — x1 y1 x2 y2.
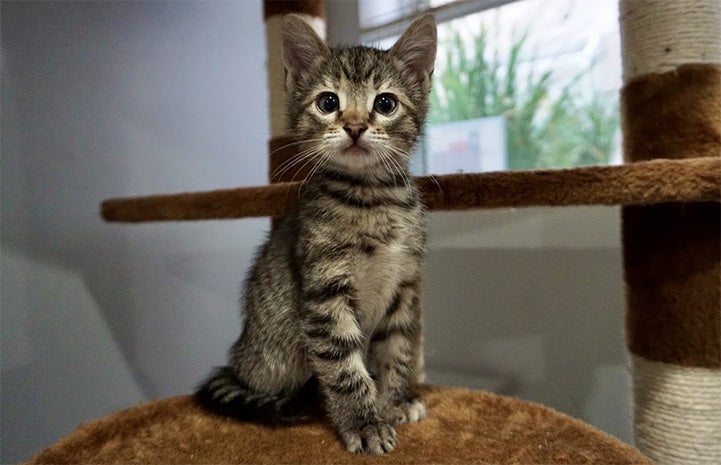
27 0 719 464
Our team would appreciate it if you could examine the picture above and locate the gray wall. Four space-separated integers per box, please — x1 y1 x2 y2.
423 207 630 442
1 1 269 461
1 1 631 462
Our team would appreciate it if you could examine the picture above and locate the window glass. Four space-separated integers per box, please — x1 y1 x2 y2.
363 0 622 174
360 0 426 29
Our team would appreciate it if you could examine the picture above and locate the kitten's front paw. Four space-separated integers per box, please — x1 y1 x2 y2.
342 421 397 454
384 398 427 425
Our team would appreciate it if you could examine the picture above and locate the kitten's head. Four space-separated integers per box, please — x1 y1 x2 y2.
281 15 436 179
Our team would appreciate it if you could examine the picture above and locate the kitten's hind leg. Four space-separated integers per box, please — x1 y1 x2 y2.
369 281 427 425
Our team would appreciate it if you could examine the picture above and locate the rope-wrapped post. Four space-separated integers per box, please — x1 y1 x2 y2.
619 1 721 463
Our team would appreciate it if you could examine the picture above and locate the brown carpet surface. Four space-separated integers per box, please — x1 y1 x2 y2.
27 386 652 465
621 63 721 369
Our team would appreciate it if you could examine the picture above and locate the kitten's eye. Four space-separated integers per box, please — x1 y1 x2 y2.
316 92 340 114
373 93 397 115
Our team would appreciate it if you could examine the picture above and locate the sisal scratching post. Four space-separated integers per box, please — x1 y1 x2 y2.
619 0 721 463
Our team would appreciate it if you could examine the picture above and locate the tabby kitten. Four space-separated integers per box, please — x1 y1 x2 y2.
196 14 436 455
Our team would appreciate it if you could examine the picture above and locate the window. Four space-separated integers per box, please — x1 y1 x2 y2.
360 0 622 174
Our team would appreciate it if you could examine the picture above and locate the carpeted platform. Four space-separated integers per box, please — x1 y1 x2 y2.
26 386 653 465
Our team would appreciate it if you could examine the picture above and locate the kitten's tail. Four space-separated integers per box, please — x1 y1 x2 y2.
194 366 318 425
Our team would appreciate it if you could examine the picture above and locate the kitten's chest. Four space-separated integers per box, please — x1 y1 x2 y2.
352 218 421 334
300 182 425 333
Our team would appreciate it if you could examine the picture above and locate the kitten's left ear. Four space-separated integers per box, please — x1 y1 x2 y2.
390 15 437 91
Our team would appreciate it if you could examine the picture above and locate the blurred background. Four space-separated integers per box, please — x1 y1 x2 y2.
1 1 629 461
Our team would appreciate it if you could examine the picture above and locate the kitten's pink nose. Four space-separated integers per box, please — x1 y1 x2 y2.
344 124 367 143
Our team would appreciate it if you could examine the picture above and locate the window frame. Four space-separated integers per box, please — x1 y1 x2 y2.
359 0 520 43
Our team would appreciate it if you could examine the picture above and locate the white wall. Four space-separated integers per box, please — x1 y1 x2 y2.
1 1 631 462
1 1 269 461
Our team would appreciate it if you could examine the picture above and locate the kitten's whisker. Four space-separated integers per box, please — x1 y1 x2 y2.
390 154 413 194
287 148 325 185
387 161 409 194
384 145 431 196
378 148 412 195
272 155 315 182
298 150 333 197
280 146 327 202
376 149 396 184
378 149 402 183
270 137 333 181
380 146 412 181
411 135 448 193
278 151 323 203
268 138 326 157
291 144 329 182
425 173 443 195
272 151 314 180
271 146 323 182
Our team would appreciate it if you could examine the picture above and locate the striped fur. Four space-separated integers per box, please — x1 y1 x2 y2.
196 15 436 455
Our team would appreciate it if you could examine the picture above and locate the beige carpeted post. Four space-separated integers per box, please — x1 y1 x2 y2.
619 1 721 463
263 0 326 185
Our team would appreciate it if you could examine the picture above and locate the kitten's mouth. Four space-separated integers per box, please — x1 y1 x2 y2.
342 143 370 156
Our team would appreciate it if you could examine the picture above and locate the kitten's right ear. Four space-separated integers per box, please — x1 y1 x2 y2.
281 14 328 81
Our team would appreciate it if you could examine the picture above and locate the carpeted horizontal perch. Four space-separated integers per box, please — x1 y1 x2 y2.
101 156 721 222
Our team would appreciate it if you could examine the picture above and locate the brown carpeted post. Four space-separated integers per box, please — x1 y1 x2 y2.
619 0 721 463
